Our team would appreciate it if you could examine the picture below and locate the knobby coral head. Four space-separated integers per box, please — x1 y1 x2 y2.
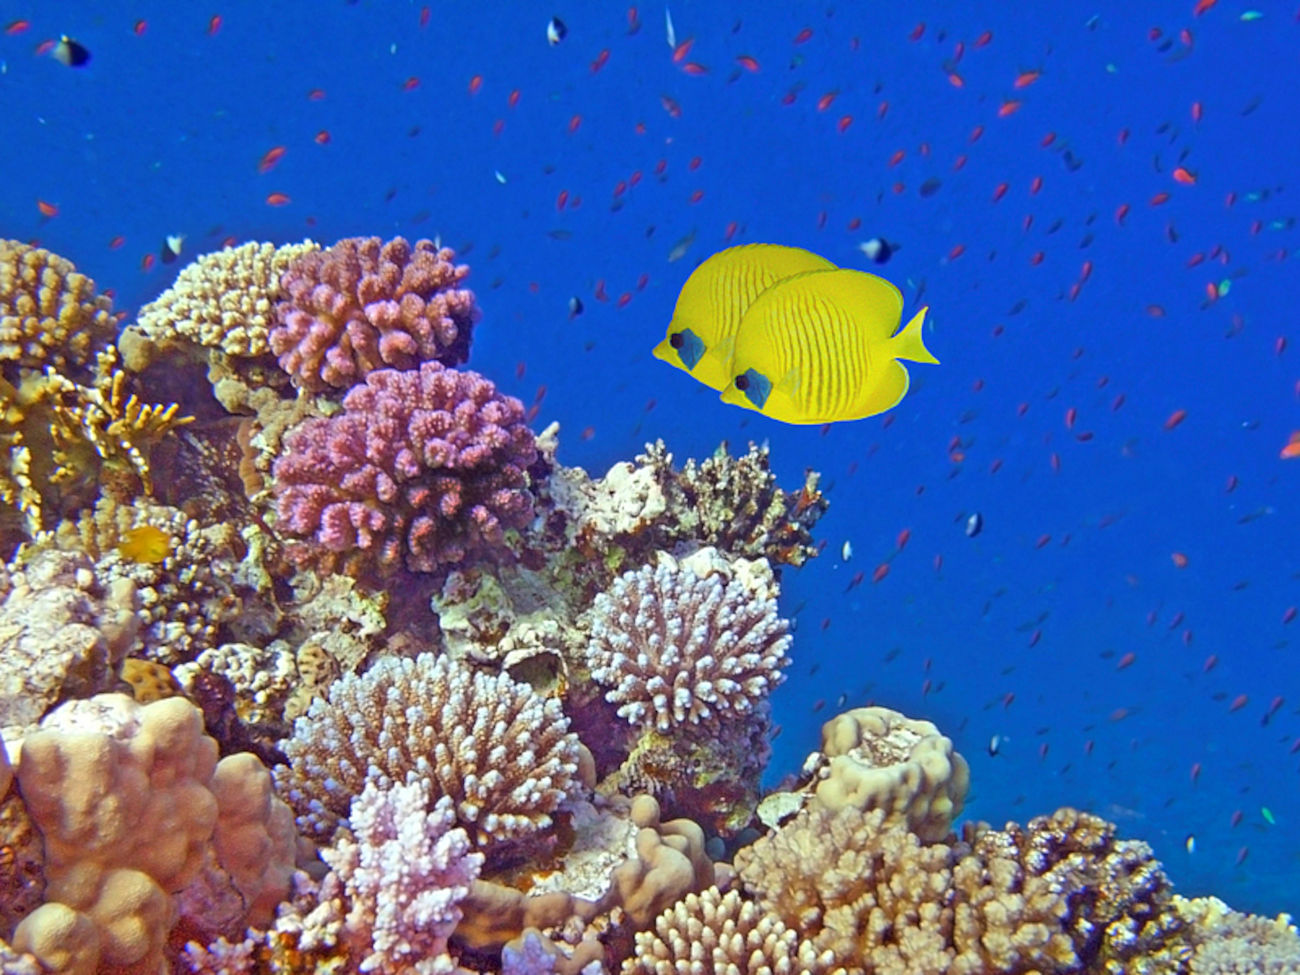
270 235 478 392
272 361 537 575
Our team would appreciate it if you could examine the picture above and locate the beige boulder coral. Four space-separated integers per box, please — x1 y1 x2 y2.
808 705 969 843
9 693 295 972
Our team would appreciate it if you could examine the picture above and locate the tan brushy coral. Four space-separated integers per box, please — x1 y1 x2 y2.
624 886 837 975
275 652 582 857
1175 894 1300 974
0 240 116 381
11 693 295 972
808 706 969 843
122 240 320 365
735 802 1188 975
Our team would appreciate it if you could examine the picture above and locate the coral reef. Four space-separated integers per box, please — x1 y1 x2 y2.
270 235 478 392
2 236 1294 975
272 361 537 576
733 803 1190 975
587 550 791 732
275 653 582 857
639 440 828 569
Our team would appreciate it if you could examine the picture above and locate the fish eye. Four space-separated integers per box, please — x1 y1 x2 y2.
669 332 684 349
736 369 771 408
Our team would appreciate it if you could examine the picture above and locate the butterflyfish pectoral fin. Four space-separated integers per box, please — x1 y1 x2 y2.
888 306 940 365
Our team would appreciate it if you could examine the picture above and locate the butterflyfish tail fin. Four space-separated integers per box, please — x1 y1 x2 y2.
889 307 939 365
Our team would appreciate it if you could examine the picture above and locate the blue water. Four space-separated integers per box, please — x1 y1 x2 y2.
3 1 1296 915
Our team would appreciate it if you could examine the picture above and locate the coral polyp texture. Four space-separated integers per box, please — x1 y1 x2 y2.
275 653 581 855
626 886 834 975
272 360 537 575
587 552 792 731
0 239 116 382
269 235 478 392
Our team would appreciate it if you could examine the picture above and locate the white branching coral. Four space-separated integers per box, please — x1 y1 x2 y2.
323 779 483 975
274 653 582 853
587 552 791 731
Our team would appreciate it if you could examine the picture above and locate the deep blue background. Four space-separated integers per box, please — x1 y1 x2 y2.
3 1 1296 913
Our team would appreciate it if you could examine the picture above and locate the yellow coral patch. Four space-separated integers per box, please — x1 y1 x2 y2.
119 658 182 702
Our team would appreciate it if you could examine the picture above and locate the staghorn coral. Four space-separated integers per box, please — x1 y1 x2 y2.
806 705 969 843
272 360 537 576
270 235 478 392
275 652 581 857
321 779 484 975
122 240 321 364
586 550 791 732
0 240 116 384
624 886 835 975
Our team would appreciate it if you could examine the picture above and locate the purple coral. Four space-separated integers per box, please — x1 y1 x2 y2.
272 362 536 574
587 559 792 731
270 236 478 392
323 779 483 975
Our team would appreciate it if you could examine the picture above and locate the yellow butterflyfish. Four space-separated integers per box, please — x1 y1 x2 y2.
653 243 835 391
718 267 938 425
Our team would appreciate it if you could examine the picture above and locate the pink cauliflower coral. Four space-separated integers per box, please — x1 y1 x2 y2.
270 236 478 392
272 362 536 575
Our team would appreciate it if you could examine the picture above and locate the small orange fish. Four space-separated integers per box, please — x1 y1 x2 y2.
36 199 58 218
118 525 172 564
266 192 291 206
1280 432 1300 460
258 145 286 173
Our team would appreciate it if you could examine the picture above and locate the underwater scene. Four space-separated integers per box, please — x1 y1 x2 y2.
1 1 1297 972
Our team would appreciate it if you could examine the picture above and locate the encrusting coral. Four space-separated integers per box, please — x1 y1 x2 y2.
0 547 138 737
587 550 792 732
269 235 478 392
275 652 582 857
272 360 538 576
